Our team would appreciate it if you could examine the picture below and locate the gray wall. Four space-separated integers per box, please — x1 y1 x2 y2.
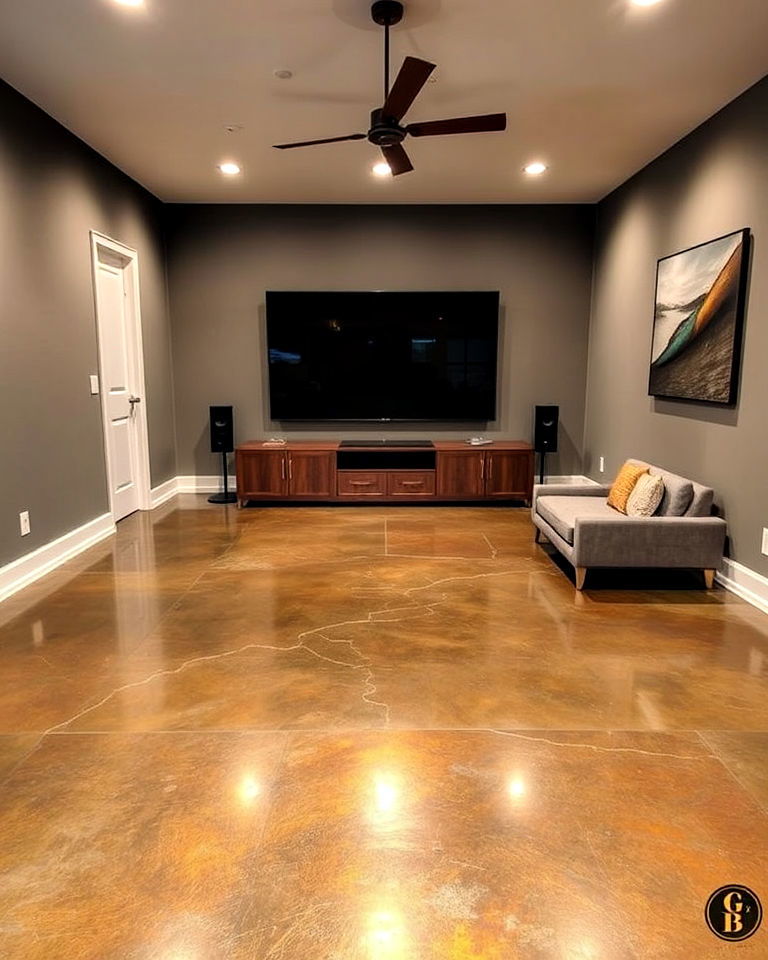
166 204 594 478
0 80 176 567
584 76 768 575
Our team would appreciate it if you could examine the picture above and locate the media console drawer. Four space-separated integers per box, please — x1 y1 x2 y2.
338 471 388 496
388 471 435 496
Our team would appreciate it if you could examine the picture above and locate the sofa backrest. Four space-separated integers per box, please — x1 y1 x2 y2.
627 460 714 517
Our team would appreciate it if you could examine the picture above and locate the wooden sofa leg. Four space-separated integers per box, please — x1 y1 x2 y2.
534 527 542 543
704 569 716 589
575 567 587 590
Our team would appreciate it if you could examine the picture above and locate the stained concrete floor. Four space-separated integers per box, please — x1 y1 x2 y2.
1 497 767 958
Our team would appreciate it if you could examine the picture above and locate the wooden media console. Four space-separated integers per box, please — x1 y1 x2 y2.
235 440 534 506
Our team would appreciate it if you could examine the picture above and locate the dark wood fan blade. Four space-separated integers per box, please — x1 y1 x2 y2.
381 143 413 177
273 133 366 149
381 57 436 121
407 113 507 138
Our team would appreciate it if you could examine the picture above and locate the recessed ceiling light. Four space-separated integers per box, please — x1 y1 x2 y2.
273 69 294 80
631 0 663 6
218 162 241 176
372 161 391 178
523 161 548 176
112 0 144 6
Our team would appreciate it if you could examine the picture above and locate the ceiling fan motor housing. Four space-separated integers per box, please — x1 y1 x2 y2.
371 1 404 26
368 108 406 145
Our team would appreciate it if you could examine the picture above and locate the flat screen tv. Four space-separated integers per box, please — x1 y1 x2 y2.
266 291 499 421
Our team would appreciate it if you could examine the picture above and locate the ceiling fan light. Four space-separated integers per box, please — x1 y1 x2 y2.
523 161 548 176
372 161 392 177
218 162 241 176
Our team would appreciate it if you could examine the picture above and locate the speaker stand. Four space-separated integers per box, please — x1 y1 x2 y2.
208 451 237 504
538 449 547 485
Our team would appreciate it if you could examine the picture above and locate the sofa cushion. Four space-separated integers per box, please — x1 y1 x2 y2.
536 496 619 545
687 483 714 517
649 468 694 516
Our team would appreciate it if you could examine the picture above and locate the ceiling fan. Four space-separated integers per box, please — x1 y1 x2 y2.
273 0 507 176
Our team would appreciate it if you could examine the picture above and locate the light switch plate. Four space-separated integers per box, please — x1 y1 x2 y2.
89 375 100 395
19 511 30 536
762 528 768 557
599 456 605 473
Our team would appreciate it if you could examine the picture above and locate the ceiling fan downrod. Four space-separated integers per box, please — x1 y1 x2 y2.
371 0 404 99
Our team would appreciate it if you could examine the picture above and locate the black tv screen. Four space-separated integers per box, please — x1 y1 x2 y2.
266 291 499 421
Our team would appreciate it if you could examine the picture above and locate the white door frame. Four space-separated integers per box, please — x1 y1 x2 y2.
90 231 152 516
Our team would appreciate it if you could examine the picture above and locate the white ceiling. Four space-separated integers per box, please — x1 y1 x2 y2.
1 0 767 203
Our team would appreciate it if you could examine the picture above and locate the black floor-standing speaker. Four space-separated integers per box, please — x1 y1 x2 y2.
534 405 559 484
208 405 237 504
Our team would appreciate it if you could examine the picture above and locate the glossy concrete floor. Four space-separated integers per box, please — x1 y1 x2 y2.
1 498 768 959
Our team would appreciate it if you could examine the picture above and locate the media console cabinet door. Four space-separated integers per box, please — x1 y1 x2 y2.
437 450 486 498
237 451 287 499
485 451 533 499
288 451 335 497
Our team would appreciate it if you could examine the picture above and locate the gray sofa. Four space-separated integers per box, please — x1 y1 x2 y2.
531 460 727 590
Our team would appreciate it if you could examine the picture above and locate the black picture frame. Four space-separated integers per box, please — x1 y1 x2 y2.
648 228 750 405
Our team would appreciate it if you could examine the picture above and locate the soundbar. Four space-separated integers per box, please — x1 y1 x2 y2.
339 440 434 448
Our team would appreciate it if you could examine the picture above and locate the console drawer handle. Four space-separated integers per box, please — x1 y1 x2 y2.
350 481 374 486
400 481 424 486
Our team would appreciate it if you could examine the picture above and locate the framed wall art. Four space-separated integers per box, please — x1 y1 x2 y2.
648 228 750 404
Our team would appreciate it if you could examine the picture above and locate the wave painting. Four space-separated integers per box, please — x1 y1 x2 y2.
649 229 749 404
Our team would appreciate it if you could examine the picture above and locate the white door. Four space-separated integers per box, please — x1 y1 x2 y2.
92 235 150 522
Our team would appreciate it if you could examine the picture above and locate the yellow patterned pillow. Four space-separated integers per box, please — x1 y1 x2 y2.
607 461 649 514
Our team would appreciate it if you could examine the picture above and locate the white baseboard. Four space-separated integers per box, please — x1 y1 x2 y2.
173 474 586 494
175 474 592 495
716 558 768 616
179 474 590 491
543 475 598 485
150 476 179 508
0 513 115 604
177 475 236 494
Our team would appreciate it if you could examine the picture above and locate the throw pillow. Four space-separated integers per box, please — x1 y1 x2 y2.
626 473 665 517
651 469 694 516
607 461 649 514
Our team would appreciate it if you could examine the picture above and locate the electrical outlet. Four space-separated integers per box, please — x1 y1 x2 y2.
19 511 30 536
762 528 768 557
599 456 605 474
